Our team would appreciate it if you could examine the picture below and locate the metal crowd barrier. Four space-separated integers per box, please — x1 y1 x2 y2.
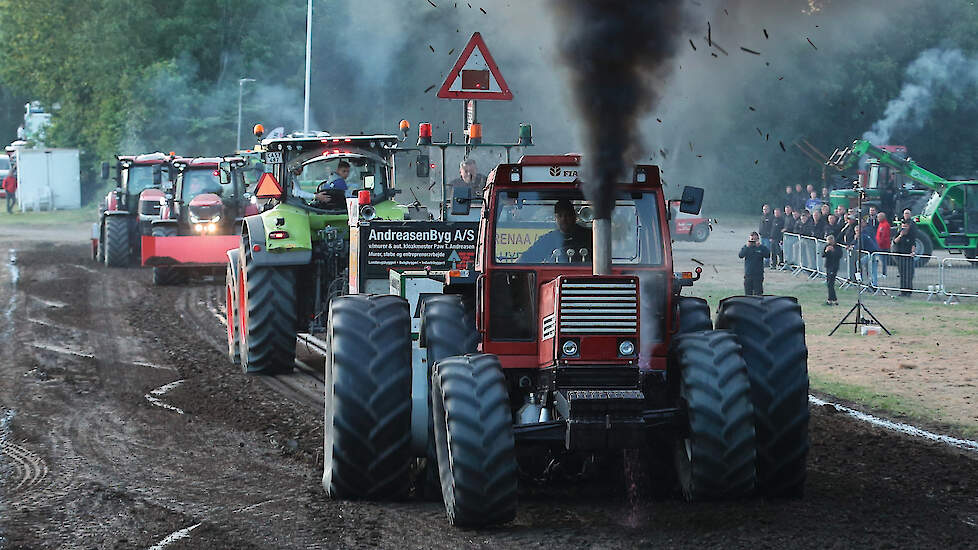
778 233 977 302
940 257 978 303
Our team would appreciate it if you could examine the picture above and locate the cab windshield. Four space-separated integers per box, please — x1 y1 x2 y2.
292 155 389 202
494 190 663 265
128 165 158 194
182 168 226 200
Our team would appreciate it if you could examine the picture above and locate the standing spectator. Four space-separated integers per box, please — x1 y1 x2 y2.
782 206 797 266
758 204 773 267
866 206 879 230
835 204 846 219
876 211 891 277
2 167 16 213
857 221 880 288
796 211 816 269
784 185 794 211
839 214 857 246
806 183 815 197
739 232 770 296
812 210 827 240
771 207 785 267
892 208 917 296
826 214 838 239
821 186 831 203
820 203 831 220
805 191 822 213
822 234 842 305
793 184 806 211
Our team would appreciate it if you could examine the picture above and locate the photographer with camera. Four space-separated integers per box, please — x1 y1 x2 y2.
739 231 770 296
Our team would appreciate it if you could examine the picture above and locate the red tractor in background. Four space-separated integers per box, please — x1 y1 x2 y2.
322 155 810 527
142 156 257 285
668 199 711 242
92 152 173 266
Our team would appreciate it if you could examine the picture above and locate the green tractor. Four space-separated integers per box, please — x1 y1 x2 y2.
226 130 411 373
829 139 978 260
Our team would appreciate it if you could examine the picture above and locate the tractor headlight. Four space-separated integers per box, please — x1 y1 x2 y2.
618 340 636 356
561 339 579 357
194 224 204 233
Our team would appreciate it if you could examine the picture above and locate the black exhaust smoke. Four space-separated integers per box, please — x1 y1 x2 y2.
553 0 684 220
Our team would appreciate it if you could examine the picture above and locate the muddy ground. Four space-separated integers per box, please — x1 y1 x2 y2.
1 225 977 549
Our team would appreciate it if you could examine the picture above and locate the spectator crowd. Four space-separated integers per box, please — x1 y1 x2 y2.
753 183 920 304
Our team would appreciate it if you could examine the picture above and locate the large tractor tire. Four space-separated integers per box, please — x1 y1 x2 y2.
716 296 809 497
103 216 131 267
225 250 241 365
417 295 480 499
323 294 412 500
676 296 712 334
672 330 757 501
432 354 518 527
238 250 297 374
151 226 186 285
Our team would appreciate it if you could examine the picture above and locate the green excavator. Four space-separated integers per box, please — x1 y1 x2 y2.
828 139 978 260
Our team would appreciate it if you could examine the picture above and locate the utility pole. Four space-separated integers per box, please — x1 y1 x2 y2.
303 0 313 134
237 78 256 151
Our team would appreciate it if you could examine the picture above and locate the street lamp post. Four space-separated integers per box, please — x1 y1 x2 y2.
237 78 256 151
303 0 313 134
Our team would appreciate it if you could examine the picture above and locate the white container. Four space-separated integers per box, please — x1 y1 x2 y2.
860 325 882 336
15 148 81 211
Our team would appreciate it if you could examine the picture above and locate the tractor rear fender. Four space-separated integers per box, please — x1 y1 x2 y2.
242 214 311 267
150 219 178 229
258 203 314 253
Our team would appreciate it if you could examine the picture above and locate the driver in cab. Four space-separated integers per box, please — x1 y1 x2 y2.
519 199 592 263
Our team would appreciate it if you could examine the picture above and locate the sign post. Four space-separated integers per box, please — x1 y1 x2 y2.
437 32 513 138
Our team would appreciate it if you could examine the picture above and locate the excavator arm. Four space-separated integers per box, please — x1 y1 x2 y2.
827 139 947 193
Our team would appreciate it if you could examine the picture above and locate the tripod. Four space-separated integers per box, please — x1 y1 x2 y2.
829 183 890 336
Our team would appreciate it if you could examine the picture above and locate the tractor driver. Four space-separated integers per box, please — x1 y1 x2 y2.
519 198 592 263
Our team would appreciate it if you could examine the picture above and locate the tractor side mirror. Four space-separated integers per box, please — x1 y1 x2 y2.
219 166 231 185
101 162 109 180
416 154 430 178
679 186 704 215
450 186 471 216
152 164 162 187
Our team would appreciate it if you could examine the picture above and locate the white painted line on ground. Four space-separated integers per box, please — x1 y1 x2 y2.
146 522 202 550
29 342 95 359
809 395 978 452
70 263 98 274
145 380 186 415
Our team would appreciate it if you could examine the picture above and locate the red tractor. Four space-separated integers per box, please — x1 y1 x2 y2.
142 156 257 284
322 155 809 527
668 199 711 242
91 152 172 266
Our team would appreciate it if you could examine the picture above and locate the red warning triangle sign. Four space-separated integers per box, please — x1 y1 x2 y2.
437 32 513 101
254 172 283 199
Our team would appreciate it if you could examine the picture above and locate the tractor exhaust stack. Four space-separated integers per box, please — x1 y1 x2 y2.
592 217 612 275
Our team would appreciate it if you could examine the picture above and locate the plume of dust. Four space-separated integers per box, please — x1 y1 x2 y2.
553 0 684 219
863 49 978 145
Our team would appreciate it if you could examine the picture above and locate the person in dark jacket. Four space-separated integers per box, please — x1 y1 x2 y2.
784 186 794 212
793 183 806 211
823 234 842 305
739 231 770 295
812 210 827 240
758 204 773 267
771 207 785 267
795 211 816 268
892 208 917 296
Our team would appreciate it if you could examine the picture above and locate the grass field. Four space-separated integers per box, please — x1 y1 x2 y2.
0 208 92 225
687 272 978 438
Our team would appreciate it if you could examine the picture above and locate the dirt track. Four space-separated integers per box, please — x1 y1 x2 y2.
1 230 977 549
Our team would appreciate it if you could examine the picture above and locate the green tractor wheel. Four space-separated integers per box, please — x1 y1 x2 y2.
237 248 297 374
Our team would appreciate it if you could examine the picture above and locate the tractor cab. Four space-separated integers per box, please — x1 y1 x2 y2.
101 152 172 214
160 157 246 234
476 155 698 374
